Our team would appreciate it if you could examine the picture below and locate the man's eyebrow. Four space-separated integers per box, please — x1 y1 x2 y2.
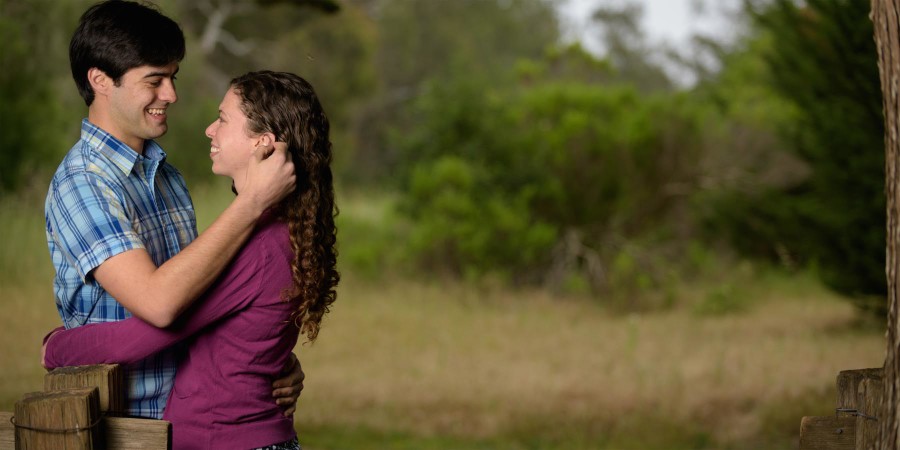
143 68 179 79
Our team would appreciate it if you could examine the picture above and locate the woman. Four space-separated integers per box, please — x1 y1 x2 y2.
43 70 339 450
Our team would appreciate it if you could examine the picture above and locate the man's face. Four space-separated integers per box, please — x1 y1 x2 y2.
105 63 179 150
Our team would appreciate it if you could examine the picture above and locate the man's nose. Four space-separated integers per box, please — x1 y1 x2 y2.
160 79 177 104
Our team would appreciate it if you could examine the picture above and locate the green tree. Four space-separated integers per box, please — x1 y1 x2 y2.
347 0 561 183
395 75 709 291
0 0 90 191
716 0 886 305
588 3 673 92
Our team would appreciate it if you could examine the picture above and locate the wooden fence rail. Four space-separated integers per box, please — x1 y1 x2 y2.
0 364 171 449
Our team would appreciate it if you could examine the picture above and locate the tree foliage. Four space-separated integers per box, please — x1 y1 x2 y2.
0 0 90 191
394 68 709 290
589 3 673 92
2 0 891 310
346 0 561 182
710 0 886 304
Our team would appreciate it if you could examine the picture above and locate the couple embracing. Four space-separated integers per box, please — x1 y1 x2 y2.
41 2 338 449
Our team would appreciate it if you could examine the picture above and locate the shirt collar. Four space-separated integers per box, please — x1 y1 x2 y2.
79 119 168 174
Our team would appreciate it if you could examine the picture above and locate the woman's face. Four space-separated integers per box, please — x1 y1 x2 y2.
205 87 257 188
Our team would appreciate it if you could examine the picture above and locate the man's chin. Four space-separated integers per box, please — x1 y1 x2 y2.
145 125 168 140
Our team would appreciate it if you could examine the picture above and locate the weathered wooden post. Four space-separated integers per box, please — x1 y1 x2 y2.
14 387 102 449
871 1 900 449
0 364 171 449
44 364 124 414
798 368 883 449
837 368 883 416
858 377 885 449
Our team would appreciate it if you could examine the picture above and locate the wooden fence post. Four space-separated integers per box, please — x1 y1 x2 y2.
857 377 885 450
1 364 171 449
837 368 884 417
799 368 885 449
14 387 102 449
44 364 124 414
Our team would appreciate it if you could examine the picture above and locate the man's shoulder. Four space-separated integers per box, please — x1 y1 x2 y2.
53 139 117 182
55 139 92 171
52 139 132 184
46 141 129 214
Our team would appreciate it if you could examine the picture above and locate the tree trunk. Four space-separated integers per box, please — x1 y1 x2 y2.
872 2 900 449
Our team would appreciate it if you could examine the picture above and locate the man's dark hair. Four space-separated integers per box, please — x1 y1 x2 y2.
70 0 185 106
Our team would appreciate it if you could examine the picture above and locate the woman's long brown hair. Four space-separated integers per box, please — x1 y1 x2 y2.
231 71 338 342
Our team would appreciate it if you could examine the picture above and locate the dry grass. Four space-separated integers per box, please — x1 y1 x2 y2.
291 275 883 448
0 190 61 410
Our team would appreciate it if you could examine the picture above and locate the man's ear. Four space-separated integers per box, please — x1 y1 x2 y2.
87 68 112 97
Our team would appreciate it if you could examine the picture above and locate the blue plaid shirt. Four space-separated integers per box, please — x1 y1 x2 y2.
45 119 198 419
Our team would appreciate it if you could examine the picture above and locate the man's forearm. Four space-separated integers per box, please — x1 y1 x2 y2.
93 145 294 327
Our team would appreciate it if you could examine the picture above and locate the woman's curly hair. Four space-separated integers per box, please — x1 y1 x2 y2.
231 70 339 342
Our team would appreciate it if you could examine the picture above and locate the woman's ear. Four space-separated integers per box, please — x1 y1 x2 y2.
254 132 277 149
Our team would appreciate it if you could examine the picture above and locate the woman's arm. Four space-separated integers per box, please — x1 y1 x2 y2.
45 316 186 367
43 241 265 368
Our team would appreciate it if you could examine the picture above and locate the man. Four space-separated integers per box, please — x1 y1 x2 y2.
45 0 303 419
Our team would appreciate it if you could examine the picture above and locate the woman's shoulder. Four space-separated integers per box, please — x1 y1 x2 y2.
249 216 292 267
253 215 290 247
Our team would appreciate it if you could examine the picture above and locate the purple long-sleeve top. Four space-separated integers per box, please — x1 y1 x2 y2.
44 215 299 450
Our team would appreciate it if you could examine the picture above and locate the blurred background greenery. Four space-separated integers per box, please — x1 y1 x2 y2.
0 0 889 448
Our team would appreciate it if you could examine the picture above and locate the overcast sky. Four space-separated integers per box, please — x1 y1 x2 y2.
557 0 743 84
558 0 742 50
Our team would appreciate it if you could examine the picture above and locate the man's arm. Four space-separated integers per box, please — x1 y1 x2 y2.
95 145 294 327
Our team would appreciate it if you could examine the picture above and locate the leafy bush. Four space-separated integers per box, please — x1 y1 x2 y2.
392 77 710 290
405 155 557 279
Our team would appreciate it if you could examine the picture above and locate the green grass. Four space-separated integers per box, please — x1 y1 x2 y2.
0 186 885 449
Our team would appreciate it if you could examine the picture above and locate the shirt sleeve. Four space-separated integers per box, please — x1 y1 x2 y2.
43 239 266 368
46 171 145 281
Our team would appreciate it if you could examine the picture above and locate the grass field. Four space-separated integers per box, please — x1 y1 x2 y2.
0 184 885 449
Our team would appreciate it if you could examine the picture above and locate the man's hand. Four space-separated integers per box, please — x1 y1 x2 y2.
273 352 304 416
241 141 296 213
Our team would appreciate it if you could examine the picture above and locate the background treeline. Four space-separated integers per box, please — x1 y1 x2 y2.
0 0 886 310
